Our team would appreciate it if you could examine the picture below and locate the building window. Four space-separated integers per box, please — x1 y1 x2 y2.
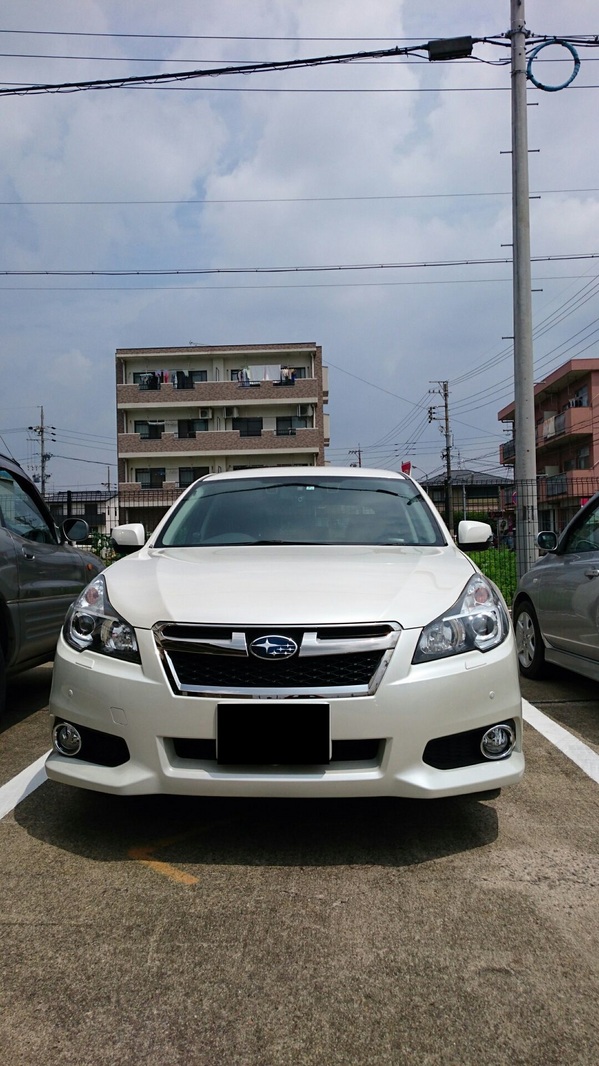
136 468 166 489
134 420 164 439
232 417 263 437
178 466 210 488
134 372 161 390
177 419 208 438
276 416 308 436
172 370 207 389
577 445 590 470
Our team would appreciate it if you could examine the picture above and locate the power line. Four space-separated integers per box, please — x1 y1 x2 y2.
1 187 597 205
0 30 435 42
0 40 440 96
5 32 594 98
1 252 598 277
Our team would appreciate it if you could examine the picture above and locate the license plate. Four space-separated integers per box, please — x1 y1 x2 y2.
217 703 331 765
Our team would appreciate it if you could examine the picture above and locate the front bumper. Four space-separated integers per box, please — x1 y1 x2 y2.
46 628 524 799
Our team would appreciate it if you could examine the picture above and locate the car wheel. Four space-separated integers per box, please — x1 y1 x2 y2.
513 600 545 679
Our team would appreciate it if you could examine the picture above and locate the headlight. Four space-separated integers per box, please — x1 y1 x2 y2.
413 574 509 663
64 574 140 663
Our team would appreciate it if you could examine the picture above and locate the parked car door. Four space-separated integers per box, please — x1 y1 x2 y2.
0 466 90 669
533 497 599 663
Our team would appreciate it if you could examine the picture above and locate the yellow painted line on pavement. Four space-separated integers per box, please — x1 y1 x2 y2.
128 820 231 886
129 842 199 886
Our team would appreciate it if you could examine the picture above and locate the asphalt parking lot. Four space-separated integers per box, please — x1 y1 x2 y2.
1 664 598 1066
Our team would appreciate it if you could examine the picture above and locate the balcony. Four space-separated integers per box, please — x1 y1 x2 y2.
117 379 320 407
536 404 593 450
500 438 515 465
538 471 599 503
117 428 322 455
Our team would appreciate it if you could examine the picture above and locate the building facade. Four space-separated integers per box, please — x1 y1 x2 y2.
46 490 119 537
498 357 599 530
422 469 515 540
116 342 329 529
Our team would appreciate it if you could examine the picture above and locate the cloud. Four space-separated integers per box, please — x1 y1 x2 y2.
0 0 598 486
47 348 93 387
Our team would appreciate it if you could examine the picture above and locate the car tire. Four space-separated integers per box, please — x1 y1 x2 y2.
513 599 545 679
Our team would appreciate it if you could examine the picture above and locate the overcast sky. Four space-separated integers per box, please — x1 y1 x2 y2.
1 0 598 490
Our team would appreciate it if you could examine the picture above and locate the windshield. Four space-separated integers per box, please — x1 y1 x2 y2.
155 476 446 548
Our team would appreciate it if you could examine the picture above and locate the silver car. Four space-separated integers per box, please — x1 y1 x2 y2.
513 491 599 680
0 453 104 715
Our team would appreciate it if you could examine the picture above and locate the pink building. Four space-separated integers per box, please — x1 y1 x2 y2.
498 357 599 530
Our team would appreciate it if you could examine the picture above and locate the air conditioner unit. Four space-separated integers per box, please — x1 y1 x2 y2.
297 404 313 417
199 408 212 419
224 406 238 418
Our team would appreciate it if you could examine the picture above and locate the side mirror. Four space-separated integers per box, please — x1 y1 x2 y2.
456 519 493 552
110 523 146 555
61 517 90 543
537 530 558 552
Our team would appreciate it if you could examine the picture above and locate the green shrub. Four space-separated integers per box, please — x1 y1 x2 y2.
470 548 518 604
89 531 119 565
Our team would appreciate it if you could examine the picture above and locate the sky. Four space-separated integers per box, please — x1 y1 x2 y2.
1 0 598 490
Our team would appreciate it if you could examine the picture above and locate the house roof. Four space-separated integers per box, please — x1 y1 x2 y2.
423 468 514 487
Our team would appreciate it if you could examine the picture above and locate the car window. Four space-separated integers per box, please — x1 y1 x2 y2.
563 501 599 554
0 468 57 544
156 476 446 548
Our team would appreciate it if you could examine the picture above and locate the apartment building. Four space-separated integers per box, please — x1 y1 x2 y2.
498 357 599 529
116 342 329 529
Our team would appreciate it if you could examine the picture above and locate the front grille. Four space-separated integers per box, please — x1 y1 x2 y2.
168 649 382 690
154 622 400 697
171 737 382 764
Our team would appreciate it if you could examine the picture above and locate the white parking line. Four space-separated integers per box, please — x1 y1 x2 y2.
0 752 49 821
523 699 599 785
0 704 598 822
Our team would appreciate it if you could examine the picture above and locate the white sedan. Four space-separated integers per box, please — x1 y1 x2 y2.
46 467 524 799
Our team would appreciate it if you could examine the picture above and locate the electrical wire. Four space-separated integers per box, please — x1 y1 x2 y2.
2 252 599 277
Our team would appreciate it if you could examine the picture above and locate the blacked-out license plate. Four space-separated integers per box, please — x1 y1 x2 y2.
217 703 331 765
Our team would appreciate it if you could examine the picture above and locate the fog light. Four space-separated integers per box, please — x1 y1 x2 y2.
53 721 82 757
480 723 515 760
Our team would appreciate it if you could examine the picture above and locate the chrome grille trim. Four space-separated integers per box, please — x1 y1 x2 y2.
153 622 401 698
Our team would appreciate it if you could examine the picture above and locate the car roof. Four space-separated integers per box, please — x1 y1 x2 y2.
201 466 408 483
0 451 59 528
0 452 34 483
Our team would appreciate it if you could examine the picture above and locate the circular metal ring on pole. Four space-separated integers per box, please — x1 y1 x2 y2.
526 39 580 92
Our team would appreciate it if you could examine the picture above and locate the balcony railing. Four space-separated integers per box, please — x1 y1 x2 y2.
500 438 515 464
538 471 598 501
536 404 593 448
117 379 319 406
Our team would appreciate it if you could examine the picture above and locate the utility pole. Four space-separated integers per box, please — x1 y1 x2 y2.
510 0 538 576
429 381 453 533
349 446 362 467
28 406 56 496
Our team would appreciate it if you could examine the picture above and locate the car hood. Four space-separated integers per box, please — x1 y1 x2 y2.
105 544 477 630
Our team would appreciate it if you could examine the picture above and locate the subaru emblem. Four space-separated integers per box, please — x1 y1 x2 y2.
249 635 298 660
